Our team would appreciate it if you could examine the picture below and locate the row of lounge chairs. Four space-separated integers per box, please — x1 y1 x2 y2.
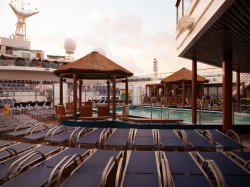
0 120 245 151
0 142 249 187
9 101 53 115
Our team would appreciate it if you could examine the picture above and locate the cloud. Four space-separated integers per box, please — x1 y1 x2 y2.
1 0 215 76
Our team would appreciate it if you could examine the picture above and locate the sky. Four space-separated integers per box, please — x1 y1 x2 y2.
0 0 213 75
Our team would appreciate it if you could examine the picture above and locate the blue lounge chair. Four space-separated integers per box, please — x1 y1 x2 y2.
182 130 215 151
0 143 37 162
23 126 71 143
45 127 86 146
196 152 250 187
5 123 50 140
104 128 131 150
119 151 161 187
2 148 89 187
0 145 61 183
76 128 108 148
61 150 122 187
0 140 13 148
132 129 157 150
204 129 244 150
228 152 250 169
162 152 212 187
157 129 185 151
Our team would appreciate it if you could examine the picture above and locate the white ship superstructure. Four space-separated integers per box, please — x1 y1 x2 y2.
0 1 73 101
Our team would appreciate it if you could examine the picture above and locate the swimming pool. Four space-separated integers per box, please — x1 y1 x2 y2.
118 106 250 124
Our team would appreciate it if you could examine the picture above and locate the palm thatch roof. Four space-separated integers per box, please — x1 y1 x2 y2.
54 51 133 79
161 68 208 84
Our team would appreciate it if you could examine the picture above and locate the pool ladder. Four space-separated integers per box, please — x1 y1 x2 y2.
150 97 168 119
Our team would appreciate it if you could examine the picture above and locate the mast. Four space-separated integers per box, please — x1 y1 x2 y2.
9 0 38 41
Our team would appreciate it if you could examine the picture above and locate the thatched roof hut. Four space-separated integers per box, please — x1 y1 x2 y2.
161 68 208 84
53 51 133 121
54 51 133 79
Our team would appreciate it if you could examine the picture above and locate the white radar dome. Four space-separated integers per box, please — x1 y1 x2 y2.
64 38 76 55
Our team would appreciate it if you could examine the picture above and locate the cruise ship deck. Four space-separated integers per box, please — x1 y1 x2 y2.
0 0 250 186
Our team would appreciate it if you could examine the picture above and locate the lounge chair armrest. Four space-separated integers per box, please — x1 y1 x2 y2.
7 151 46 179
52 154 83 186
152 129 159 149
101 156 117 187
76 128 90 142
14 122 34 132
161 158 173 187
227 130 242 144
45 127 58 138
68 127 82 146
47 126 67 138
202 160 227 187
203 130 216 145
28 124 49 135
115 157 125 187
99 128 108 145
175 129 188 146
244 160 250 170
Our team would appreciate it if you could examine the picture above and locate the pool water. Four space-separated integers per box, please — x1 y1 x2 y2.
119 106 250 124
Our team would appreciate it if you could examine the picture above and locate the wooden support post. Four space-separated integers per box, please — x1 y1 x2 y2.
222 52 233 133
236 68 240 112
182 81 185 108
59 75 63 105
79 80 82 109
192 59 197 124
73 74 77 121
107 80 110 109
112 75 116 120
125 78 129 105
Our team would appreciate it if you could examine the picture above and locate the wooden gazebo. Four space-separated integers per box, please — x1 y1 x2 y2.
161 68 208 107
54 51 133 120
